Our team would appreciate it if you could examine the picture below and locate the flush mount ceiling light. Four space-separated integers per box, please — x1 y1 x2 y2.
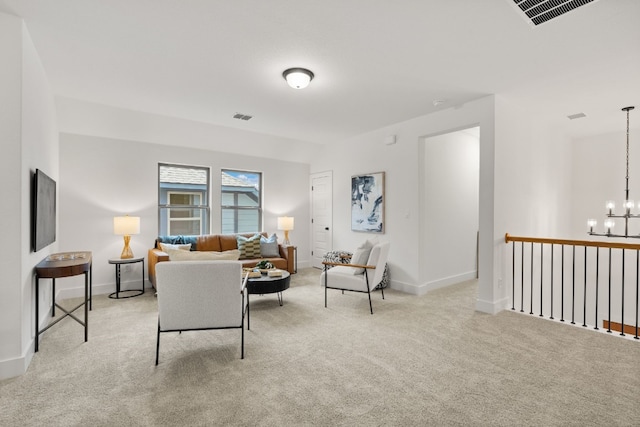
282 68 314 89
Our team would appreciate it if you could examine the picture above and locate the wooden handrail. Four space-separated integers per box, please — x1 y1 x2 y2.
505 233 640 250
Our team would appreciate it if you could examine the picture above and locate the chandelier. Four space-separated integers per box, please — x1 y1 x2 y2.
588 106 637 238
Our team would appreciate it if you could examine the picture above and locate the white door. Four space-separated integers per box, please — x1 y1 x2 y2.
311 171 333 268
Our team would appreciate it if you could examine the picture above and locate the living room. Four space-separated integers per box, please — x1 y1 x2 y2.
2 1 640 422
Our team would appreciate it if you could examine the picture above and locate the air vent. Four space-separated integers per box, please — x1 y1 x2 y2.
567 112 586 120
512 0 598 26
233 113 253 121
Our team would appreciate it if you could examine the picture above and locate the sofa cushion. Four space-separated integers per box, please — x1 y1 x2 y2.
196 235 222 251
156 235 198 249
166 248 240 261
260 233 280 257
236 234 262 259
159 242 192 252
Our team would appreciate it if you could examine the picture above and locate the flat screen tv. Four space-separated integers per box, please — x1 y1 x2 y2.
33 169 56 252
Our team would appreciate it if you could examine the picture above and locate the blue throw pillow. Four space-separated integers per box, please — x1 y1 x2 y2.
260 233 280 257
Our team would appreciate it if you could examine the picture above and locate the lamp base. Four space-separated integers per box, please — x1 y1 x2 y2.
121 235 134 259
283 230 291 246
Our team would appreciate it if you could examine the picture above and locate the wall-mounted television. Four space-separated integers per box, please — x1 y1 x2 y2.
32 168 57 252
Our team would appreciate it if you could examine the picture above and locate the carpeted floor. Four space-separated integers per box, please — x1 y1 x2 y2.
2 268 639 426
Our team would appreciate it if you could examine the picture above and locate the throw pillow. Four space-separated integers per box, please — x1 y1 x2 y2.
166 249 240 261
236 234 262 259
159 243 192 253
350 239 374 275
260 233 280 257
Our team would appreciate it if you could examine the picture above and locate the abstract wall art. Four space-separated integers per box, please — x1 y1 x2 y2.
351 172 384 233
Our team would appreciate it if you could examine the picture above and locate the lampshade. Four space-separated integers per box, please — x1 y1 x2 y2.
277 216 294 231
113 215 140 259
282 68 314 89
277 216 294 245
113 216 140 235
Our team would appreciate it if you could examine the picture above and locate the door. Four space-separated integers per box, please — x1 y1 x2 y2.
311 171 333 268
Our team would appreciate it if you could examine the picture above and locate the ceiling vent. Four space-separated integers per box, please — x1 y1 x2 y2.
567 112 587 120
511 0 598 26
233 113 253 121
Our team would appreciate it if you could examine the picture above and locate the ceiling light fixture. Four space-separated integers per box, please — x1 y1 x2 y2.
588 106 637 238
283 68 314 89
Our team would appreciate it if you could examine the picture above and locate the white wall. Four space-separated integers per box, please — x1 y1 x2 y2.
57 133 310 298
56 97 322 164
421 128 479 290
492 96 573 312
0 13 59 380
310 96 497 305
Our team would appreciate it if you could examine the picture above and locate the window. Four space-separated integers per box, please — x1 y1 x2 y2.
221 169 262 234
158 163 210 236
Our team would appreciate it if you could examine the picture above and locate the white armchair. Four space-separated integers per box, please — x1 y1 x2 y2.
321 241 390 314
154 260 249 365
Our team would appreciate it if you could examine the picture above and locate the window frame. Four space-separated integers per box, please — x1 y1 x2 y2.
221 169 263 234
158 163 210 236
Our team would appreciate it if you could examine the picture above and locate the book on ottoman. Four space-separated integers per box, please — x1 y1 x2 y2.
267 269 283 277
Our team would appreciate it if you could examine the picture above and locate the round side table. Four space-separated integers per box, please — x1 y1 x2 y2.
108 256 145 299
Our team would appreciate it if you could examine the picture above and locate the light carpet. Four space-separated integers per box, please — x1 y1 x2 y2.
1 268 639 426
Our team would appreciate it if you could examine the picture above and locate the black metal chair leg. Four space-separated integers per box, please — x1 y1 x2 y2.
241 322 245 359
155 322 161 365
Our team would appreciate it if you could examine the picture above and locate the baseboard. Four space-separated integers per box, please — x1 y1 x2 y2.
0 349 32 380
603 320 640 335
56 280 151 300
388 271 478 296
389 280 427 295
476 296 510 315
426 271 477 292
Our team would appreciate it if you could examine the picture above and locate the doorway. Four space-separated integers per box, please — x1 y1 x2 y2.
310 171 333 268
421 127 479 289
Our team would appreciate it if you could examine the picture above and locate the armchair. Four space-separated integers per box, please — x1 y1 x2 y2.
321 241 390 314
154 260 249 365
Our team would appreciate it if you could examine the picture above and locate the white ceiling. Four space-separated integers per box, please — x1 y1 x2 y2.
1 0 639 144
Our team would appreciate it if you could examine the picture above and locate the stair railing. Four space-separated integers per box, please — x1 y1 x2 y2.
504 233 639 340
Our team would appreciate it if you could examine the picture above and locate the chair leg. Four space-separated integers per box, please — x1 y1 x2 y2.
241 322 245 359
381 285 385 300
365 270 373 314
155 321 161 366
324 266 328 308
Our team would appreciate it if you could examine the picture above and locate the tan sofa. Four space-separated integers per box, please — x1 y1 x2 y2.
148 232 294 289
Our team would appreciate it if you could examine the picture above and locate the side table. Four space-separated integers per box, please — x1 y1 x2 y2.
108 256 145 299
35 251 92 352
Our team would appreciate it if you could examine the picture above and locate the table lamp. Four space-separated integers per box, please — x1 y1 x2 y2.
277 216 294 245
114 215 140 259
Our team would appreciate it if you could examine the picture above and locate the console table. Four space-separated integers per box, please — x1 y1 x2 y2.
35 251 92 352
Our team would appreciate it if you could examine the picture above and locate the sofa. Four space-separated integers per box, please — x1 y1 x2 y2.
148 232 294 289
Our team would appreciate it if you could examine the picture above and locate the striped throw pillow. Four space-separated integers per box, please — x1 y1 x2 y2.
237 234 262 259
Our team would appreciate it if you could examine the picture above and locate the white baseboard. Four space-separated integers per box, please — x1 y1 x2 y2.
56 280 150 300
476 296 510 314
0 347 33 380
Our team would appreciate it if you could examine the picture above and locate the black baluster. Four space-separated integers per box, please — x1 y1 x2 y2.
583 246 587 327
621 249 626 337
594 248 599 330
607 248 612 333
521 242 524 313
561 244 565 322
550 244 554 320
530 242 534 315
571 245 575 325
511 241 515 311
540 244 544 317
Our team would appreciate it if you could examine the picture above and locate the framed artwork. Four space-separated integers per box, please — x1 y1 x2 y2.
351 172 385 233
